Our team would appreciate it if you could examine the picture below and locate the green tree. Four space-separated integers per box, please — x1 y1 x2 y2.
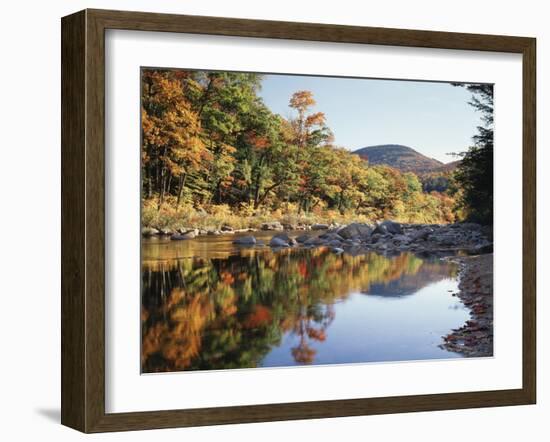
453 84 494 224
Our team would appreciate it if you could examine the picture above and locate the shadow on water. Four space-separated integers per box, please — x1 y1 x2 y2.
141 235 467 373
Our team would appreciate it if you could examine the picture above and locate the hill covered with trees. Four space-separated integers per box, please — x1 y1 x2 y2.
352 144 445 174
352 145 462 195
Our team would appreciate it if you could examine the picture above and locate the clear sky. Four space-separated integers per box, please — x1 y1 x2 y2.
258 74 483 164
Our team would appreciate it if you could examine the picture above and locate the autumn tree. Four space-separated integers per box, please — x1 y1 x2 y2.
141 70 207 209
286 91 335 212
288 90 333 148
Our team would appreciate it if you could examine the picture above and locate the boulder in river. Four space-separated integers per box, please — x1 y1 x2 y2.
327 239 343 248
392 234 411 244
429 231 459 246
337 223 373 239
369 233 382 243
233 236 256 246
171 231 196 240
319 232 344 241
272 232 291 242
410 227 433 242
311 223 329 230
261 221 284 231
296 234 311 243
303 237 325 246
373 220 404 235
178 227 199 236
270 237 289 247
142 227 159 237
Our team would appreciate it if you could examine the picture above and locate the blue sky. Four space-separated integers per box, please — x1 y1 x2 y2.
258 74 484 164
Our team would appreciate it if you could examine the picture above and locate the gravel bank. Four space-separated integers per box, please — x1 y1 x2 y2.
441 253 494 357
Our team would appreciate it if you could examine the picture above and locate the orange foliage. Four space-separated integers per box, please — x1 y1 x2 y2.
306 327 326 342
305 112 326 128
291 343 316 364
289 90 316 112
243 305 273 329
220 271 235 285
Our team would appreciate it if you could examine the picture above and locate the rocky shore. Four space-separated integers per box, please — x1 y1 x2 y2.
441 254 494 357
143 220 493 256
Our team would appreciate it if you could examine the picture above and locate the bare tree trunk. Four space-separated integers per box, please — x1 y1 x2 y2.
253 185 261 209
337 190 344 213
176 173 187 208
145 170 151 198
252 154 266 207
215 180 222 204
165 171 172 195
158 168 166 210
256 182 281 208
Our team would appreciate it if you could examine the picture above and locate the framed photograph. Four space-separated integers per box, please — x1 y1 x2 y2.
61 9 536 433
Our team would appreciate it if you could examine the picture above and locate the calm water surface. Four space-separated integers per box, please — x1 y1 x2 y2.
141 232 468 373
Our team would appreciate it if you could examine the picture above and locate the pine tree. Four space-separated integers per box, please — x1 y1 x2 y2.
453 84 494 224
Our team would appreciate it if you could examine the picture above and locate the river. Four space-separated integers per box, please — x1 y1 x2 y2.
141 231 469 373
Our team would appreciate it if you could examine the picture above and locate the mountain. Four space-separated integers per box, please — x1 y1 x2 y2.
353 144 450 174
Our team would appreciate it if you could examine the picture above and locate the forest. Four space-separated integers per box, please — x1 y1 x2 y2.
141 69 493 231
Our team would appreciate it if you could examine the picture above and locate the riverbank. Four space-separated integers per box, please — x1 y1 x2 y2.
441 254 494 357
142 203 377 234
143 220 493 256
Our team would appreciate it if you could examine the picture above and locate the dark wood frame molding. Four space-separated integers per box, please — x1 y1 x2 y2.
61 8 536 433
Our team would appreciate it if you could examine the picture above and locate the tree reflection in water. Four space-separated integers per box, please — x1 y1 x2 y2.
141 248 457 373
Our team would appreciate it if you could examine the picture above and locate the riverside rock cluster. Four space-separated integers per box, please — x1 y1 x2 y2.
143 220 493 256
232 220 493 256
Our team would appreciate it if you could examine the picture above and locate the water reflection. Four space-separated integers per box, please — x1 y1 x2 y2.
142 239 465 373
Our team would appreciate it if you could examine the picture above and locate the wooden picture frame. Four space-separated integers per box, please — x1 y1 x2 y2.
61 8 536 433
